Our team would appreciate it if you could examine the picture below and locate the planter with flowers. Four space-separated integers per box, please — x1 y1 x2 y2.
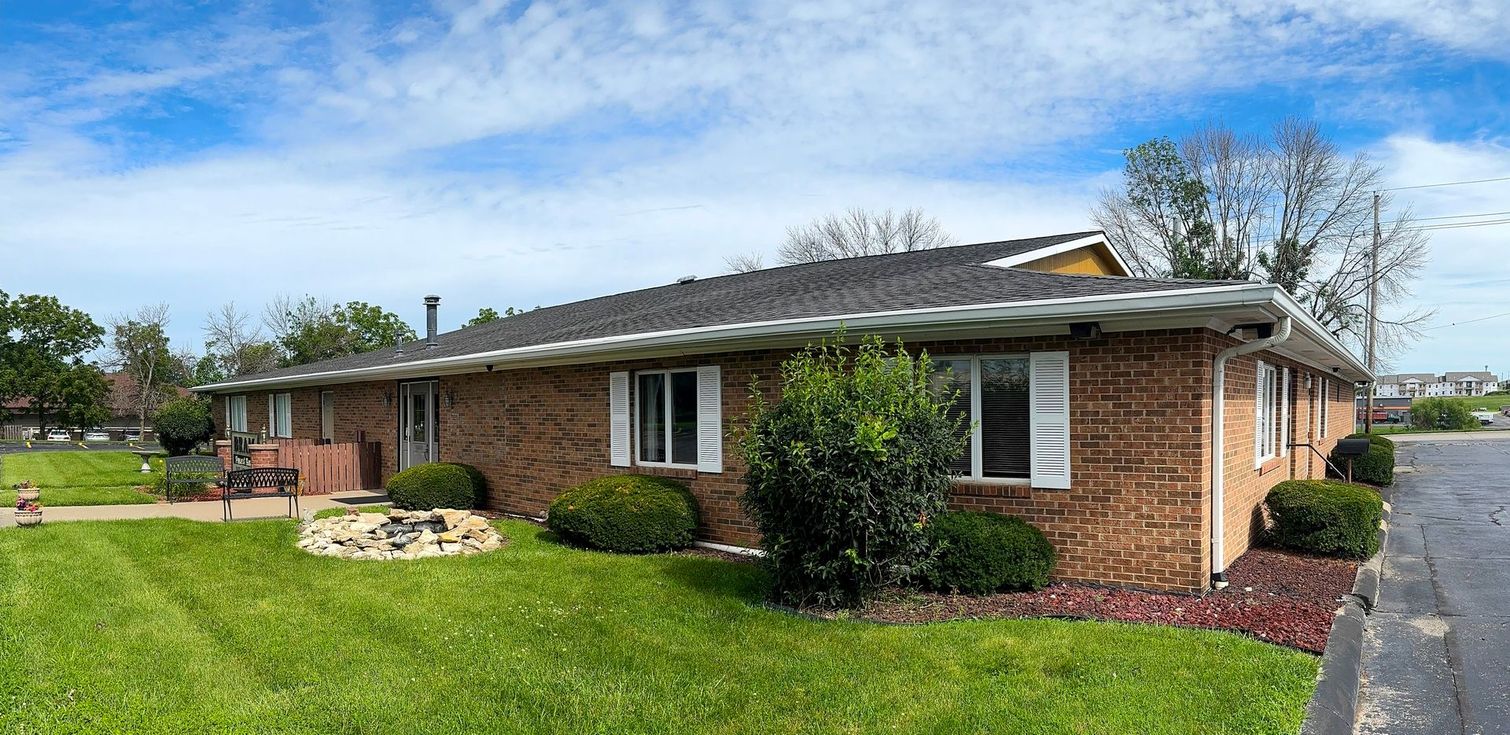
14 481 40 502
14 497 42 526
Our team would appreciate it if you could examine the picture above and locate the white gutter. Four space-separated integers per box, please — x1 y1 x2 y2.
1210 316 1292 589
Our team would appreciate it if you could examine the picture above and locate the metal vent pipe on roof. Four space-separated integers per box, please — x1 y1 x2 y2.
424 295 440 349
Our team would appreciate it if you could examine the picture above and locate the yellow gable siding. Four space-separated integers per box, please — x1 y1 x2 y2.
1015 244 1124 276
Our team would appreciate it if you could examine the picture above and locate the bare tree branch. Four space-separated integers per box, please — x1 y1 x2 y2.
723 251 765 273
776 208 957 265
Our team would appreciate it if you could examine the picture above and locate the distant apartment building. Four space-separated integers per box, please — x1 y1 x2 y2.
1373 371 1501 398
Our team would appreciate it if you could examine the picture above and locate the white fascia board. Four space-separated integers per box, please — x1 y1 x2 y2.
194 282 1308 393
981 233 1134 276
1266 288 1373 382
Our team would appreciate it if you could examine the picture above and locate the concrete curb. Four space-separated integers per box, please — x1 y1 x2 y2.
1300 491 1392 735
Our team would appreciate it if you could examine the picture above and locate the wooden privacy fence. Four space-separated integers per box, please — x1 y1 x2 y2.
277 441 382 495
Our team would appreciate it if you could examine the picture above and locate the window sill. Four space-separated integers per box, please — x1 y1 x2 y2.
954 476 1032 487
1257 457 1283 475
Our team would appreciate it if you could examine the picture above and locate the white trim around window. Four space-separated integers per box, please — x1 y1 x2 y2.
1254 360 1281 467
226 395 247 433
629 366 722 473
268 393 292 438
932 352 1071 489
1319 378 1329 438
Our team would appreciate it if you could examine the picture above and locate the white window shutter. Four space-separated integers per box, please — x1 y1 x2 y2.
1028 351 1071 489
609 372 631 467
1254 360 1266 466
1280 367 1290 457
696 365 723 473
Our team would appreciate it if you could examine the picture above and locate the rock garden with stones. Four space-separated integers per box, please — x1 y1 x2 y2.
299 508 507 560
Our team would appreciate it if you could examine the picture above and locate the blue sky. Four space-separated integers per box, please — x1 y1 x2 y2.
3 0 1509 376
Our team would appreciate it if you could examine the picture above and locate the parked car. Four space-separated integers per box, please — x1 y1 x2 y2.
45 429 71 441
1472 411 1495 426
124 431 142 442
83 430 111 442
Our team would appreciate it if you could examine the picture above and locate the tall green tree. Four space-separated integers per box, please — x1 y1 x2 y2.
0 292 107 430
1093 137 1246 280
55 363 113 432
107 304 178 435
264 296 416 367
464 306 526 328
1092 119 1430 360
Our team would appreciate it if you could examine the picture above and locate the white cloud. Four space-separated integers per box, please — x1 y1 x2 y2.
2 0 1508 369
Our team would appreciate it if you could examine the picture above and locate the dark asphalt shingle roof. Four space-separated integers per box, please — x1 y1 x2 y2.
211 232 1240 386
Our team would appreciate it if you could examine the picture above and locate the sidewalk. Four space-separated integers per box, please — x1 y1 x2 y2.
0 490 389 528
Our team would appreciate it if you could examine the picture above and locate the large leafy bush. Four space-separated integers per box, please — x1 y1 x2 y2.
738 333 967 608
925 511 1056 594
1410 398 1477 430
1265 480 1383 558
386 463 477 510
153 397 215 456
547 475 699 553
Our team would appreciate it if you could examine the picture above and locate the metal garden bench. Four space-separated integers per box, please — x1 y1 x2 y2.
222 467 301 522
162 455 226 505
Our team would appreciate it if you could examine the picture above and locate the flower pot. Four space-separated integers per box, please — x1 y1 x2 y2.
17 489 39 502
14 509 42 527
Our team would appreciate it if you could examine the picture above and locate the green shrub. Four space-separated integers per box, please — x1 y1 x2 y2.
547 475 698 553
925 511 1056 594
737 333 967 608
386 463 477 510
1410 397 1477 430
1328 435 1394 486
153 397 215 456
451 463 488 501
1265 480 1383 558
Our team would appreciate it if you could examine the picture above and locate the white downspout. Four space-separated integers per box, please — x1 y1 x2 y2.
1210 316 1292 589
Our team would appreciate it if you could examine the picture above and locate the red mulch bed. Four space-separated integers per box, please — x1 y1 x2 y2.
853 548 1357 653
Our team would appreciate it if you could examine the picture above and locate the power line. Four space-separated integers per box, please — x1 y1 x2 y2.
1382 175 1510 192
1401 217 1510 233
1425 310 1510 330
1382 209 1510 225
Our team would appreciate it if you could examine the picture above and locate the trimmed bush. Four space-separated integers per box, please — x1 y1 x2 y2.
925 511 1056 594
737 333 967 608
153 397 215 456
1265 480 1383 558
1328 433 1395 486
451 463 488 501
547 475 698 553
386 463 477 510
1410 397 1477 430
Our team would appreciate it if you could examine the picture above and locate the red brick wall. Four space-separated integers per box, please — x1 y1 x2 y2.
203 327 1358 594
1214 338 1356 571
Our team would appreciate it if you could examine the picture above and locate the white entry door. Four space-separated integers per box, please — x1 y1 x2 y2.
399 381 438 470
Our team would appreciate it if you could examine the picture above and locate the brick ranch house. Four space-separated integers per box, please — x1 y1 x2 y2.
193 232 1368 593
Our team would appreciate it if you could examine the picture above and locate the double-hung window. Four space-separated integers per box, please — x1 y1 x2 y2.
268 393 292 438
226 395 248 433
609 366 722 473
929 352 1071 489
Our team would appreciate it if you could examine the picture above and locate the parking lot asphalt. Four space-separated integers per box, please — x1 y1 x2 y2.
1356 436 1510 735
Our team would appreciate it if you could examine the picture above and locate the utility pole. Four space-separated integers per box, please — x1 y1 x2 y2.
1365 192 1380 434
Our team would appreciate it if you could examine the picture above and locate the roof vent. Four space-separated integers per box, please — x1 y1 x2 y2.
676 275 697 285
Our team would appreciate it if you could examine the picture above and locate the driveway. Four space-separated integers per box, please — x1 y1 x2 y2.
1357 435 1510 735
0 440 162 455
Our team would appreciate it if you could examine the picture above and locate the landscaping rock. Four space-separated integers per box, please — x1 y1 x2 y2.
297 509 507 560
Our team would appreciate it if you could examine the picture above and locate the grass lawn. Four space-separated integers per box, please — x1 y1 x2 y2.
0 519 1318 734
1 451 159 507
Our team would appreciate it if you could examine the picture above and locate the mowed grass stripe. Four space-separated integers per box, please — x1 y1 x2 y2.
0 519 1319 734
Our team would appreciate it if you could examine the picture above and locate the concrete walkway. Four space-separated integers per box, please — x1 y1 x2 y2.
1356 436 1510 735
0 490 390 528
